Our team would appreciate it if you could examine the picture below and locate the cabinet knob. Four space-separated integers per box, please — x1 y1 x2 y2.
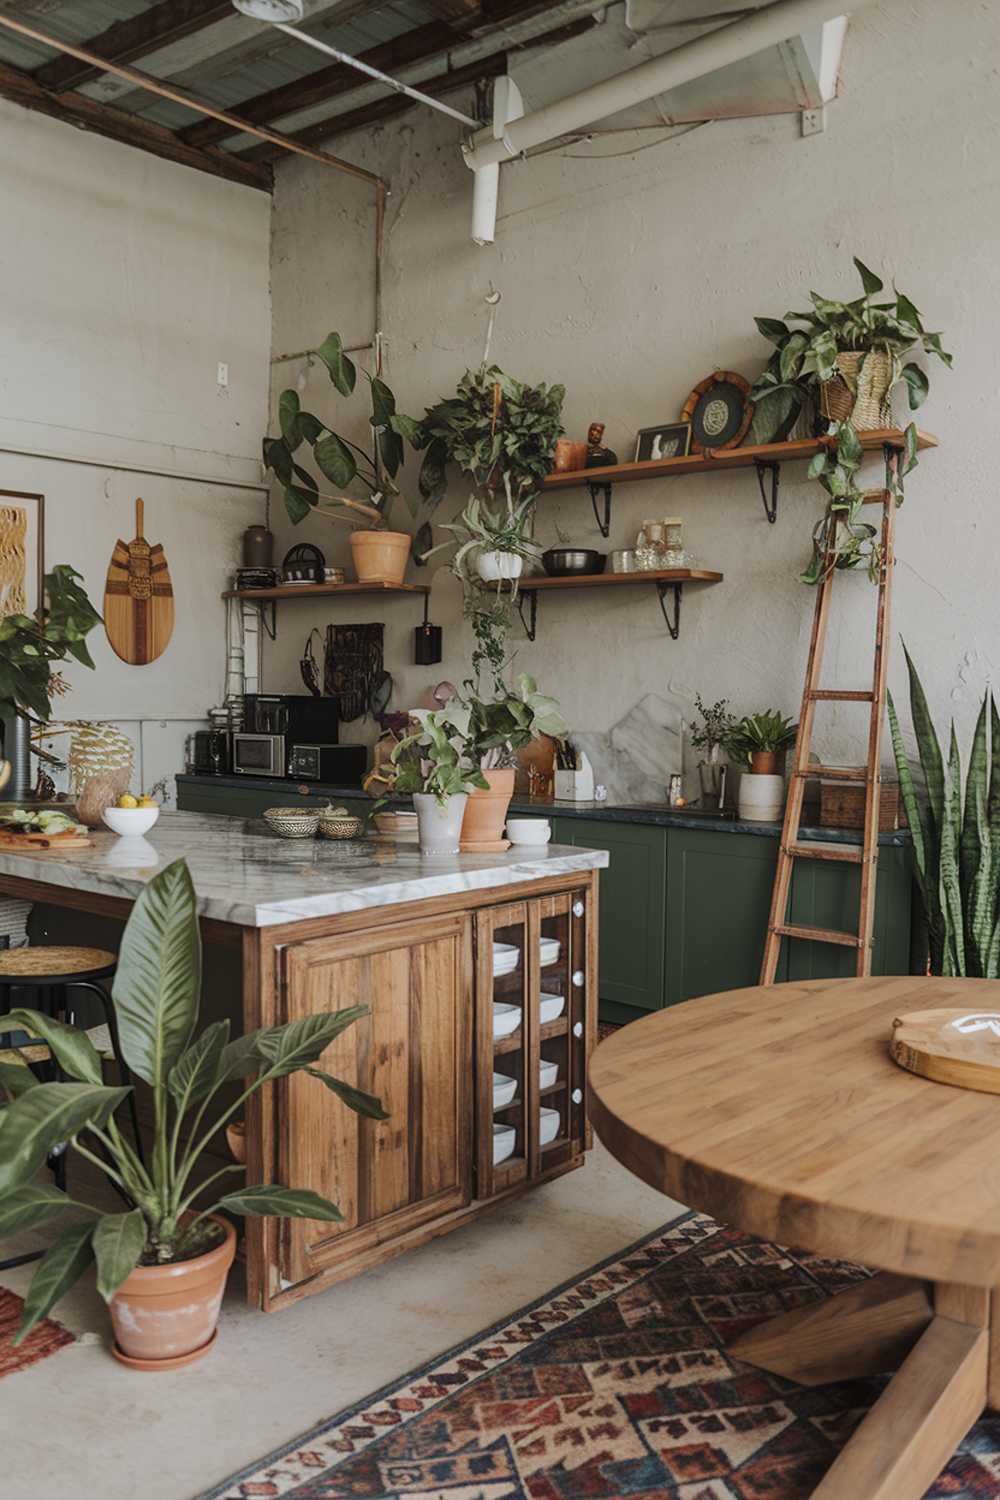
572 900 585 918
572 1088 583 1104
573 1021 583 1038
572 969 585 988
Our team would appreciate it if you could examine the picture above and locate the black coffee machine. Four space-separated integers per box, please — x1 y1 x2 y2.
243 694 339 741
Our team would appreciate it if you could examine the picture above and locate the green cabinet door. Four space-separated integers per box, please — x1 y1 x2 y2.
177 780 367 822
554 817 666 1015
665 828 786 1006
785 844 911 979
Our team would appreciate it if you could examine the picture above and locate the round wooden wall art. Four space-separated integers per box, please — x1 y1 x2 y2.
681 370 753 453
890 1007 1000 1095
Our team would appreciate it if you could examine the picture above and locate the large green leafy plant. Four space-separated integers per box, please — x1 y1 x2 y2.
0 565 102 722
750 258 951 583
262 332 422 529
0 859 385 1343
453 674 569 771
888 648 1000 976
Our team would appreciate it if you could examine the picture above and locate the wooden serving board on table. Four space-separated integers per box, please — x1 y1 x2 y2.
0 829 93 852
891 1007 1000 1095
103 498 174 664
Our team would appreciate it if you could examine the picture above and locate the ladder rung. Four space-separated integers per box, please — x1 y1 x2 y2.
785 842 864 864
796 765 869 781
771 922 862 949
807 690 874 701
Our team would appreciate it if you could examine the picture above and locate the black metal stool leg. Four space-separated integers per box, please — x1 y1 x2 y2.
67 980 145 1166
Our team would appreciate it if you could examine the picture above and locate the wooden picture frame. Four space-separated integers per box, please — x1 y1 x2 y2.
681 371 753 453
0 490 44 620
634 423 692 464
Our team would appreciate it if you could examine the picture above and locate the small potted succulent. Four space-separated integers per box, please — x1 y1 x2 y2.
388 707 489 854
0 859 385 1369
726 710 797 822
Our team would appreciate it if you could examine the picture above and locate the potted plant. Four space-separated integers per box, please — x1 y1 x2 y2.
261 332 424 586
750 259 951 583
689 695 736 805
0 858 385 1369
450 675 569 850
726 709 797 822
426 493 542 587
388 707 489 854
888 647 1000 976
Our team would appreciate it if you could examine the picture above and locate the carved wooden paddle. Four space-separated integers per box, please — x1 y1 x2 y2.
103 498 174 665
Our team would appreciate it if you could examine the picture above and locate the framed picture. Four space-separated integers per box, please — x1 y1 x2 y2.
635 423 692 464
681 370 753 453
0 491 44 621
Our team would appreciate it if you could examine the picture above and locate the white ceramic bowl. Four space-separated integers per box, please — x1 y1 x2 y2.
102 804 160 837
492 1002 522 1039
539 1059 559 1090
506 818 551 845
539 1106 560 1146
539 992 565 1024
493 1071 517 1110
493 1122 516 1165
492 941 520 977
540 937 561 967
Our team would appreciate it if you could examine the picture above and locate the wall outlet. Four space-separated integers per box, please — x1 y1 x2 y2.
217 361 229 387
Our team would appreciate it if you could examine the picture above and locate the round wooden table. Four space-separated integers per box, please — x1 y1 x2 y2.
589 975 1000 1500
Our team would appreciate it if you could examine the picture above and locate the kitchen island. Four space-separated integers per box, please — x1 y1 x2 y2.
0 811 606 1311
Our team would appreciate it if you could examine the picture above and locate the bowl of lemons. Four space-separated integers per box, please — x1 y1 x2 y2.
101 792 160 837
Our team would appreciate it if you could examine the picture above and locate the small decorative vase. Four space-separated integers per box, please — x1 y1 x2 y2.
477 551 523 584
242 525 273 568
413 792 468 854
349 530 411 586
738 772 785 823
460 768 515 851
109 1214 236 1371
698 754 724 804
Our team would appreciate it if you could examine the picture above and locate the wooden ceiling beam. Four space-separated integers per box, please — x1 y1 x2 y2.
180 18 462 148
33 1 235 94
0 59 272 192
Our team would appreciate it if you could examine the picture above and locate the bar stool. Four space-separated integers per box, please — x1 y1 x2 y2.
0 945 144 1163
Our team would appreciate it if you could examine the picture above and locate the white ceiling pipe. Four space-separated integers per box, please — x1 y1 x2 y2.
462 0 852 171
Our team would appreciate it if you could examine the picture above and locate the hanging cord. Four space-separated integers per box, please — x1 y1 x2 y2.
481 282 502 369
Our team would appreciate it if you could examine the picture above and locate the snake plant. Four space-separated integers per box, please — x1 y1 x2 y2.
888 646 1000 976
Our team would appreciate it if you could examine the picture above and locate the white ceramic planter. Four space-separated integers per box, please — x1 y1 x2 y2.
738 771 785 822
412 792 468 854
477 549 523 583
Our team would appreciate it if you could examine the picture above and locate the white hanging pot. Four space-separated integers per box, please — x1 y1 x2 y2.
477 550 523 583
738 772 785 823
413 793 468 854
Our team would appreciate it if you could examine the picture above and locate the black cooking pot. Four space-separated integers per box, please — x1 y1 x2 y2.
542 548 606 577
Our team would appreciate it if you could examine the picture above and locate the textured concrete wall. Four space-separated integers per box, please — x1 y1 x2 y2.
267 0 999 775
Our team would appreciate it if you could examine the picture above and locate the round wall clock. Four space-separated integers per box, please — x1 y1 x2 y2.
681 371 754 452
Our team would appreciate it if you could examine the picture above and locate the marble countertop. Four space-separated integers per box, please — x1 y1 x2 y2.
0 811 608 928
175 775 911 846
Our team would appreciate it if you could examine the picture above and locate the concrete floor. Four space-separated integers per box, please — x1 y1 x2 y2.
0 1142 685 1500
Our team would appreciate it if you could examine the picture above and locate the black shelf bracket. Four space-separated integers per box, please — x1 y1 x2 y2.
753 459 780 524
588 481 612 538
517 589 538 642
656 580 682 640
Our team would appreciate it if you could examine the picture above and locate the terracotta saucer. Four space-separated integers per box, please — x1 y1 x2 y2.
111 1327 218 1372
459 838 511 853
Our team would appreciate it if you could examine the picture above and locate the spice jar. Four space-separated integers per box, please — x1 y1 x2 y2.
635 519 666 570
662 517 684 566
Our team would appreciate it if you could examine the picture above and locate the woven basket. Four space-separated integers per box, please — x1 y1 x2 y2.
819 350 893 430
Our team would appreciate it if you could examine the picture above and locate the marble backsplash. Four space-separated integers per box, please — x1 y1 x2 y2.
570 692 697 804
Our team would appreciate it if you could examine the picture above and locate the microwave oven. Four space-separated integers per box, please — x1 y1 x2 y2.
288 742 367 784
232 733 285 778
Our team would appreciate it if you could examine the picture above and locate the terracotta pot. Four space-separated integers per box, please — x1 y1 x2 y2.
460 768 515 852
350 530 411 585
749 750 780 775
225 1120 246 1164
109 1214 236 1371
551 439 588 473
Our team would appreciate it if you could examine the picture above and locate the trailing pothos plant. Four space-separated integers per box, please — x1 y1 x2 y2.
750 258 951 583
888 646 1000 977
451 674 569 771
0 858 386 1344
262 332 423 530
0 565 102 723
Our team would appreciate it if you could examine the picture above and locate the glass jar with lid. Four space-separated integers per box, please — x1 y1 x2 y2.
635 519 666 570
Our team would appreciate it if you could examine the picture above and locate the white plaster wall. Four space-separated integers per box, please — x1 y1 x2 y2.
0 102 272 797
267 0 1000 773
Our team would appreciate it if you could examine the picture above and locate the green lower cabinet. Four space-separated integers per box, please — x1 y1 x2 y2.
553 818 666 1018
784 843 911 981
177 780 367 822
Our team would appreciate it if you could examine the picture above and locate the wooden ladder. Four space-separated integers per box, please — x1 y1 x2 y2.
760 456 899 983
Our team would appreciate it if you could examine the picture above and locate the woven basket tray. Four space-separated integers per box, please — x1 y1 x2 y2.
819 350 892 429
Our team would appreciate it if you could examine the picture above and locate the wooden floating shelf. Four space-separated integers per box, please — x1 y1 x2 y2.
516 568 723 645
222 581 429 601
541 428 938 493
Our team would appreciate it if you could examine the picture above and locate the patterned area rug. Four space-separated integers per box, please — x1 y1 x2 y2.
201 1213 1000 1500
0 1286 73 1378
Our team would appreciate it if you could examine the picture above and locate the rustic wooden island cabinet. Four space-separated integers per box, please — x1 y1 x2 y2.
0 811 604 1311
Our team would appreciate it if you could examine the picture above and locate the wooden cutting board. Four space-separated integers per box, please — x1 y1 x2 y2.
103 498 174 664
0 829 93 851
890 1007 1000 1095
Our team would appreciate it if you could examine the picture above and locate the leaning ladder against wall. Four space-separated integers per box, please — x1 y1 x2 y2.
760 445 902 983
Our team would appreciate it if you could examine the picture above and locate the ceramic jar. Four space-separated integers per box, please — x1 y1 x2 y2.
413 792 468 854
